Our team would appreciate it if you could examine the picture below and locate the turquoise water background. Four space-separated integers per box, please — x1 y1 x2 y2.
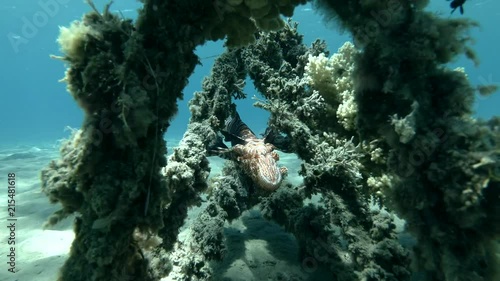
1 0 498 147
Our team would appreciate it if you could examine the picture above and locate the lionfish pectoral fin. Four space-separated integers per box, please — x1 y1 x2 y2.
207 135 229 156
221 130 247 146
263 127 293 153
262 127 274 142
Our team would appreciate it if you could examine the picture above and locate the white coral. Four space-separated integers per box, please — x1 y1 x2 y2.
305 53 336 93
304 42 358 130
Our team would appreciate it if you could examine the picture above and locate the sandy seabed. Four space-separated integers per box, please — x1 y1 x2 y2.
0 144 74 281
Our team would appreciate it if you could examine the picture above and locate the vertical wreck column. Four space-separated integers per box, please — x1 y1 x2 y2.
314 0 500 280
40 2 201 280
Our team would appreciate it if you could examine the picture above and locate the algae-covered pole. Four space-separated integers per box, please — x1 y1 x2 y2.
163 49 256 279
40 0 211 279
40 3 193 280
314 0 500 280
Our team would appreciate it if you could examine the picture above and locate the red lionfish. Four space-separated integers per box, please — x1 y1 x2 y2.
209 112 289 191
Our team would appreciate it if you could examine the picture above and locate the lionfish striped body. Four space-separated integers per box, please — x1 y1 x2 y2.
210 113 287 191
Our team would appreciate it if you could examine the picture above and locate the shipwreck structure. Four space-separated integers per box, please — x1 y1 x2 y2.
41 0 499 280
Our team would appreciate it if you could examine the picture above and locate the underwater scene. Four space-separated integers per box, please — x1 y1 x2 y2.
0 0 499 280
